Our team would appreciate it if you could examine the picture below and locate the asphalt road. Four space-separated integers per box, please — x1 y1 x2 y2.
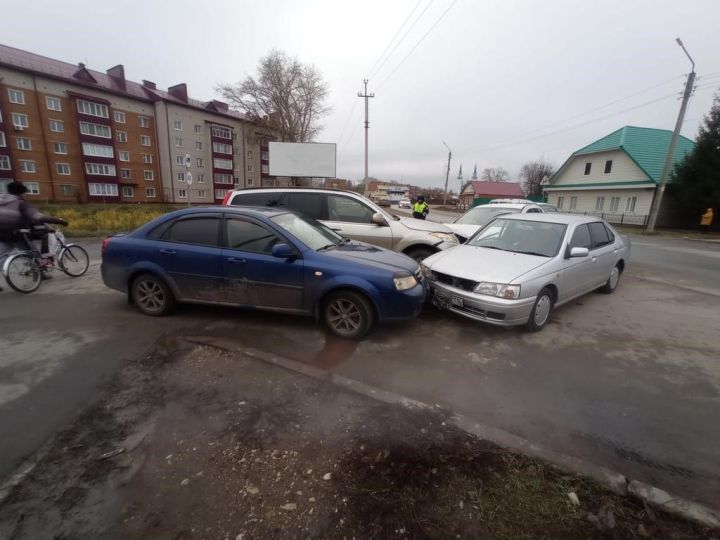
2 233 720 509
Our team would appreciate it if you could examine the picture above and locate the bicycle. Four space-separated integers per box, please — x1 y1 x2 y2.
2 227 90 293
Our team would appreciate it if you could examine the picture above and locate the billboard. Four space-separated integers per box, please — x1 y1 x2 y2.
268 142 337 178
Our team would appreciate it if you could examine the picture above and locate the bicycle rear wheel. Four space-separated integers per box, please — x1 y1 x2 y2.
59 244 90 277
4 253 41 293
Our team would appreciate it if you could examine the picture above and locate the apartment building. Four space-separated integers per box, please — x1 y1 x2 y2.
0 43 285 204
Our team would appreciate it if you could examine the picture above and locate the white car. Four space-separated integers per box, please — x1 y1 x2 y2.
445 203 544 243
399 198 412 209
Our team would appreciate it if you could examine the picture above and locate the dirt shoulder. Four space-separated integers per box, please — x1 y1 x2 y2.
0 335 716 540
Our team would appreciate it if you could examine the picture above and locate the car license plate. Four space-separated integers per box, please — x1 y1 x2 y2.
451 296 463 307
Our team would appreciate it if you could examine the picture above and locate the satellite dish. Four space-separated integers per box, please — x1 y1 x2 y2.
186 172 193 186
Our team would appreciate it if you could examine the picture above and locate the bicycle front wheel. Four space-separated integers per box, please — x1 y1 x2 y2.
59 244 90 277
4 253 42 293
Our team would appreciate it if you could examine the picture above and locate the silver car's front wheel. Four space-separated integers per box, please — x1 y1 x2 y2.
526 288 554 332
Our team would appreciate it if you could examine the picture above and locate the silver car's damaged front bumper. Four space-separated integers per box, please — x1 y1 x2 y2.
429 281 535 326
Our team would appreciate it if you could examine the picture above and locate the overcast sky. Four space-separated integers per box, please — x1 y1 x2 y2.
4 0 720 188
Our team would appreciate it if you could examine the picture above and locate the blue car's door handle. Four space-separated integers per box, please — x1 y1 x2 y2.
226 257 247 264
159 248 176 255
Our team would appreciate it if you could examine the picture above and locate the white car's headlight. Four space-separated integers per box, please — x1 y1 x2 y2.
473 282 521 299
430 232 458 244
420 263 433 279
394 275 418 291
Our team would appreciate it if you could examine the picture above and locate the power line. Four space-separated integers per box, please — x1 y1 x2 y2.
376 0 458 90
366 0 425 79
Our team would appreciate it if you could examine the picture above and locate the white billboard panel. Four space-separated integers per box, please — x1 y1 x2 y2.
268 142 337 178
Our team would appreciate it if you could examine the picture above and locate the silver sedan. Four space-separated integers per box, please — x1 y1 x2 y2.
421 213 631 331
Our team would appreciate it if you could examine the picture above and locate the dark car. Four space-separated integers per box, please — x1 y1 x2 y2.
101 206 426 339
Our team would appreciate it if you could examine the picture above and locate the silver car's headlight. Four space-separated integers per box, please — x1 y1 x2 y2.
473 282 521 299
394 275 418 291
419 263 433 279
430 232 458 244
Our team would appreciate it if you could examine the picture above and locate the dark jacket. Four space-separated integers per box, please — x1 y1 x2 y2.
0 194 65 241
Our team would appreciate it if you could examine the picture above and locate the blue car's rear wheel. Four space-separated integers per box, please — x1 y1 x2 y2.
131 273 175 316
323 290 374 339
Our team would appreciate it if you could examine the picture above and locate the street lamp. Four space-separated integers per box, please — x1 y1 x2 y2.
442 142 452 205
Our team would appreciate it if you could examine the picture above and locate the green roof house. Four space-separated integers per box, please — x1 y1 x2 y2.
544 126 695 225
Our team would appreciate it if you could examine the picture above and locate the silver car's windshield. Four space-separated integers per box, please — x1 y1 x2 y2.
468 218 567 257
271 212 343 250
455 207 514 226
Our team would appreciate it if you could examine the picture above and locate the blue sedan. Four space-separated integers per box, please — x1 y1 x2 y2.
101 206 426 339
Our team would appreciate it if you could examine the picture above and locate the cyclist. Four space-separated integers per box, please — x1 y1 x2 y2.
0 181 67 290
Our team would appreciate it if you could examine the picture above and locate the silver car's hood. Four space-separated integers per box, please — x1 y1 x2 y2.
445 223 480 240
397 216 454 233
426 245 550 283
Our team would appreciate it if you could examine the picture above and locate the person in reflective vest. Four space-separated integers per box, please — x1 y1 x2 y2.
412 196 429 220
700 208 713 233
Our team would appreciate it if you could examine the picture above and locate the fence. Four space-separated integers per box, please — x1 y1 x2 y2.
568 211 648 226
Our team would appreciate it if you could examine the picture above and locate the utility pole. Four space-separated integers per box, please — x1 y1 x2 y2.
646 38 696 232
357 79 375 183
442 141 452 205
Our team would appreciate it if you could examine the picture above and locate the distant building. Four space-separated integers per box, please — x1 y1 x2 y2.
364 181 409 204
459 181 524 208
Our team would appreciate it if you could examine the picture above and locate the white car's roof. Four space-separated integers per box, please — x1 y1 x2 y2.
501 212 606 225
469 203 536 210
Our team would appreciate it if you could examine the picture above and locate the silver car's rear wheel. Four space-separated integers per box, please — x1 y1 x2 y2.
600 264 621 294
526 287 554 332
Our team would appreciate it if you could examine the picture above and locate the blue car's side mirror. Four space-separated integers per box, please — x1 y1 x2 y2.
272 243 295 259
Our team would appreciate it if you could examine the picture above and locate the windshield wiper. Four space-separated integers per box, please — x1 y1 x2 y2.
514 250 550 257
338 237 352 244
474 245 508 251
317 243 339 251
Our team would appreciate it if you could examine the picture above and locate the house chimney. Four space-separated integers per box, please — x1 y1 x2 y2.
168 83 188 102
106 64 125 81
78 62 85 69
142 80 157 90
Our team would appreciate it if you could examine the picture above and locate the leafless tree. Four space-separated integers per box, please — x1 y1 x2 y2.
480 167 510 182
519 157 556 196
217 50 330 142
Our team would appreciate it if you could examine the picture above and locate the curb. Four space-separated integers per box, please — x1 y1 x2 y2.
183 335 720 530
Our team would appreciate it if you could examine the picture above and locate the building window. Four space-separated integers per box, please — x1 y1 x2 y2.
77 99 109 118
261 151 269 161
247 164 254 173
604 160 613 174
595 197 605 210
122 186 134 197
211 125 231 139
247 150 253 158
88 183 118 196
626 196 637 212
212 142 232 154
196 158 203 167
142 154 152 164
146 187 156 198
247 178 254 186
114 111 126 123
56 163 71 175
570 196 577 210
19 160 36 173
214 173 233 184
139 116 150 128
8 88 25 104
198 189 206 198
60 185 73 196
175 137 183 147
234 177 240 185
85 163 116 176
140 135 151 146
174 120 183 131
213 158 233 170
0 156 11 170
16 137 32 151
178 189 187 199
80 121 112 138
119 150 130 161
261 164 269 174
197 174 205 183
177 172 185 182
557 196 564 210
24 182 40 194
194 124 202 134
610 196 620 212
53 142 68 154
12 113 29 129
82 142 114 158
0 132 6 147
176 155 184 165
144 170 154 181
116 130 128 143
49 119 64 132
584 162 591 175
46 96 62 111
195 141 202 150
120 168 132 179
214 188 229 199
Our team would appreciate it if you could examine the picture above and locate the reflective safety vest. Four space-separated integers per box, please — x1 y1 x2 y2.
413 201 428 214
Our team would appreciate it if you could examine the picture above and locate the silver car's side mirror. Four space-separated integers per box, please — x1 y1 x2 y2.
372 212 388 226
569 247 589 258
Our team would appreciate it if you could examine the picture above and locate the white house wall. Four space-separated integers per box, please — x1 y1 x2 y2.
547 188 654 216
554 150 649 185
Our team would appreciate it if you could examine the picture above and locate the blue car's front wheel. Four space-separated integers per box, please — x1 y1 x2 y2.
323 290 374 340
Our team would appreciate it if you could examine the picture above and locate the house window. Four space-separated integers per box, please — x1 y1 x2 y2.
12 113 29 129
214 173 233 184
174 120 183 131
212 142 232 154
195 141 202 150
119 150 130 161
196 158 203 167
214 158 233 169
114 111 126 123
24 182 40 194
234 177 240 185
175 137 183 147
80 121 111 138
176 155 184 165
197 174 205 183
120 168 132 179
0 132 5 147
198 189 206 198
214 188 229 199
116 131 128 143
60 185 73 196
177 172 185 182
194 125 202 133
569 196 577 210
85 163 116 176
19 160 36 173
604 160 613 174
122 186 134 197
146 187 156 198
261 164 269 174
139 116 150 128
557 196 564 210
82 142 114 158
140 135 151 146
46 96 62 111
144 170 154 180
178 189 187 199
0 156 11 170
610 196 620 212
16 137 32 151
247 150 253 158
56 163 71 175
77 100 109 118
53 142 68 154
49 119 64 132
626 196 637 212
233 133 238 141
595 197 605 211
88 183 118 196
142 154 152 164
8 88 25 104
211 125 231 139
584 162 591 175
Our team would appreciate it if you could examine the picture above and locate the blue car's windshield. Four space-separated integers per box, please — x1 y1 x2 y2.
271 212 343 250
468 218 567 257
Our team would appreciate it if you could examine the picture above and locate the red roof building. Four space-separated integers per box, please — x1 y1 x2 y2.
459 181 525 207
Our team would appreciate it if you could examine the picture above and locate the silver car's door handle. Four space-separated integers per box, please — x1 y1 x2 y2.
226 257 247 264
591 256 597 262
